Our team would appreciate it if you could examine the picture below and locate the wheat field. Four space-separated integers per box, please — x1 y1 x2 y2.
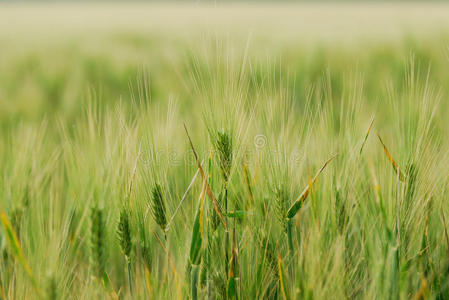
1 3 449 299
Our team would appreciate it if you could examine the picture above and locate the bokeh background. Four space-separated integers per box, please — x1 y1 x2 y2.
1 2 449 124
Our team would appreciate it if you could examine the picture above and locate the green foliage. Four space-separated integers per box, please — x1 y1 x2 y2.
1 9 449 299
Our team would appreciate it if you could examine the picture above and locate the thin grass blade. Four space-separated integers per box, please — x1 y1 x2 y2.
278 251 291 300
287 154 337 219
360 116 375 155
0 212 41 296
377 133 405 181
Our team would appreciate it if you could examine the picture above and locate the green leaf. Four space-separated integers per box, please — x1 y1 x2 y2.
189 180 206 265
227 250 238 300
190 264 200 300
286 200 303 219
227 275 237 300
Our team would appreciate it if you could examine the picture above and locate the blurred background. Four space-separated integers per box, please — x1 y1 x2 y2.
1 1 449 125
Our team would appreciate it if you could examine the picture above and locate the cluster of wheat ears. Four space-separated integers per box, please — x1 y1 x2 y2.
0 112 443 299
0 39 449 299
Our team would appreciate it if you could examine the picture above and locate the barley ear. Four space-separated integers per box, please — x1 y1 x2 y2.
150 183 168 234
117 208 132 261
90 205 107 278
214 130 233 184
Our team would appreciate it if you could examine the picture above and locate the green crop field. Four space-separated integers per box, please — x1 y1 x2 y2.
1 3 449 299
